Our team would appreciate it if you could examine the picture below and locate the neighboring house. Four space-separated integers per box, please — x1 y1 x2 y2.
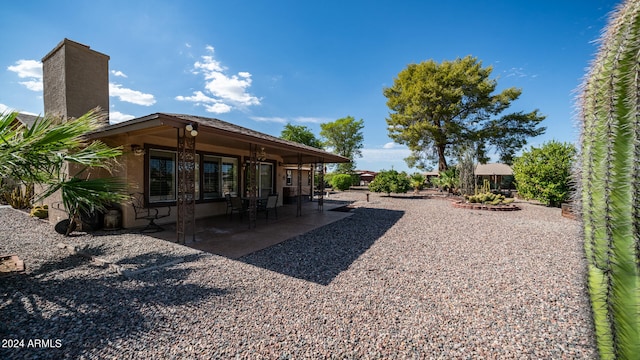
14 113 39 128
354 170 377 186
474 163 514 190
16 39 349 239
423 170 439 187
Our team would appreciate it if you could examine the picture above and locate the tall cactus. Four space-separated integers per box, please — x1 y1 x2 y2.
579 1 640 358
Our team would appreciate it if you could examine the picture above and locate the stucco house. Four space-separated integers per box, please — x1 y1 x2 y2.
20 39 349 242
474 163 514 190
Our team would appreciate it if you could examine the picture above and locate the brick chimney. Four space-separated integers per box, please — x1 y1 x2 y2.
41 38 110 123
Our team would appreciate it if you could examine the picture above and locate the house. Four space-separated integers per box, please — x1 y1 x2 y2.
20 39 349 241
354 170 377 186
423 170 439 187
474 163 514 190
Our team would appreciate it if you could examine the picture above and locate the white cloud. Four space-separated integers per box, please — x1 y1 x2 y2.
7 59 42 79
293 116 332 124
0 103 38 115
359 145 413 172
109 83 156 106
111 70 128 78
109 111 135 124
250 116 287 124
504 67 538 79
383 142 400 149
175 90 231 114
20 80 43 91
7 59 43 92
204 103 232 114
177 45 261 113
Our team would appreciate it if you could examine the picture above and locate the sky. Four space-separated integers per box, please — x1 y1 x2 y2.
0 0 621 172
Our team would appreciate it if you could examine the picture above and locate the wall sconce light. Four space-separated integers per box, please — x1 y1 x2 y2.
186 123 198 137
131 144 145 156
257 146 267 161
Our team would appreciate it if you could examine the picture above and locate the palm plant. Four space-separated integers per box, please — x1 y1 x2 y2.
0 109 128 235
433 167 459 194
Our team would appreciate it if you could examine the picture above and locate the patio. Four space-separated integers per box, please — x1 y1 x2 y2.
147 198 355 258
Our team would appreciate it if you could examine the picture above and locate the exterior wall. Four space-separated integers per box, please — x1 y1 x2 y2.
115 132 290 229
42 129 316 230
282 168 312 203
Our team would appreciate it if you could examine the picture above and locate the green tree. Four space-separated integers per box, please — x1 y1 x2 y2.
320 116 364 173
512 141 576 207
383 56 546 171
280 123 323 149
368 169 411 196
0 110 128 234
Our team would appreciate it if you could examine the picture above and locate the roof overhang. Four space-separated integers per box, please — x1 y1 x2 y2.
88 113 350 165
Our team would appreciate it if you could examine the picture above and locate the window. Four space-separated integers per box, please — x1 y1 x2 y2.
149 149 176 202
221 159 237 196
202 156 220 199
148 148 238 203
202 155 238 198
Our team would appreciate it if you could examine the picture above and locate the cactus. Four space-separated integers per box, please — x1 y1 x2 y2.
30 204 48 219
578 1 640 358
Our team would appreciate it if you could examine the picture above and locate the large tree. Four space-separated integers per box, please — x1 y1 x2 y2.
279 123 323 148
320 116 364 173
384 55 546 171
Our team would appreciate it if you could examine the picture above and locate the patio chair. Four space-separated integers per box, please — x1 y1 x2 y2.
130 193 171 233
258 194 278 219
229 196 247 220
224 193 233 215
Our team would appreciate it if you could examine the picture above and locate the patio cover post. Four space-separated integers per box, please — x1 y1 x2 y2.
176 126 196 244
297 153 302 217
317 161 324 212
247 143 258 228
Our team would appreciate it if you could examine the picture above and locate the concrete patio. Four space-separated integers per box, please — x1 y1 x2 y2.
147 199 355 258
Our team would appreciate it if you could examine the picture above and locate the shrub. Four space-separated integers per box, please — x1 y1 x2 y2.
409 173 426 192
368 169 411 196
329 173 353 191
512 141 576 207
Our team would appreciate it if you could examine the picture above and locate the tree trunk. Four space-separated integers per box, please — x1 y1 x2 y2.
437 144 448 171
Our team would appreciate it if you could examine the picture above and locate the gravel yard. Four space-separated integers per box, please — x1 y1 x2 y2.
0 193 596 359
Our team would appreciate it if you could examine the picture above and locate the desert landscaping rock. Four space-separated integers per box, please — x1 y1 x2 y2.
0 193 596 359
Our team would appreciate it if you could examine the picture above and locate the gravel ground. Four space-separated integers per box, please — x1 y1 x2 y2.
0 193 596 359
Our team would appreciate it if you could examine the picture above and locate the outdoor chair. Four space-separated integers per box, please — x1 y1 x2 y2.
130 193 171 233
258 194 278 219
224 193 233 215
229 196 247 220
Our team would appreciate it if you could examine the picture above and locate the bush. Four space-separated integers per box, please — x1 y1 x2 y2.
368 169 411 195
329 174 353 191
512 141 576 207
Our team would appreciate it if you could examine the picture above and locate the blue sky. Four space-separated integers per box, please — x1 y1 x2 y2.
0 0 620 172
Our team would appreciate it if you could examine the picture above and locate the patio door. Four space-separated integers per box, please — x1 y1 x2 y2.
245 162 273 197
258 163 273 197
